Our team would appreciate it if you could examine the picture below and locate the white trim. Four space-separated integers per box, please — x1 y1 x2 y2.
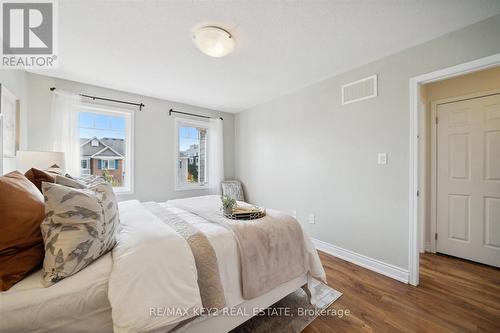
408 53 500 286
94 156 124 160
429 100 438 254
409 77 420 286
79 104 134 195
100 159 117 170
313 238 409 283
418 99 427 254
175 184 209 191
91 145 124 158
0 113 3 175
425 242 432 252
80 157 90 171
180 274 307 333
80 102 134 115
429 88 500 254
410 54 500 85
175 116 210 129
174 116 210 191
341 74 378 105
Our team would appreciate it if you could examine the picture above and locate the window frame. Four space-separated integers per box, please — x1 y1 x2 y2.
79 103 134 194
81 158 90 175
174 117 209 191
100 159 116 170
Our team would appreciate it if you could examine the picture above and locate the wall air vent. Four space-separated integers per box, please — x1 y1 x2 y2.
341 74 378 105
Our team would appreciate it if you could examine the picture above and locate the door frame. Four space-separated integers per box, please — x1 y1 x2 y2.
408 53 500 286
430 89 500 254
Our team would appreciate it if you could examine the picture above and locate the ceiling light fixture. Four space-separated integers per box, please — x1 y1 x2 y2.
192 26 235 58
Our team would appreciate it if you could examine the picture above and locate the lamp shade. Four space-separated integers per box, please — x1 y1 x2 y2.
16 151 65 174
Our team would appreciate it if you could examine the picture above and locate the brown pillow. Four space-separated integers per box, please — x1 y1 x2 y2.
46 164 63 175
0 171 46 291
24 168 56 192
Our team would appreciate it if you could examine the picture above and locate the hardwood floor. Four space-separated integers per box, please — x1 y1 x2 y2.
303 251 500 333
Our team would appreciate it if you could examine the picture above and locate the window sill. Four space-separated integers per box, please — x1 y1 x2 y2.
175 185 209 192
115 191 134 196
113 187 133 195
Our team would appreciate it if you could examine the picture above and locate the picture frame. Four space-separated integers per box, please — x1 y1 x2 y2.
0 84 19 158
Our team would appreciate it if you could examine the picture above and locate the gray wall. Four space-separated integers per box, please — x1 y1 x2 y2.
234 15 500 270
25 73 235 202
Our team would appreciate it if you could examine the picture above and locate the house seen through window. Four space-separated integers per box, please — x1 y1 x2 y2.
78 108 132 192
176 119 208 189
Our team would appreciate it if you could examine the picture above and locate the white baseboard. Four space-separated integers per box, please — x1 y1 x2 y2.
312 238 409 284
425 242 432 252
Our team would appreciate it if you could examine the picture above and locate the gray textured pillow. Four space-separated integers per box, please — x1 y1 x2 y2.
54 174 86 189
76 175 106 187
221 180 244 201
40 181 119 286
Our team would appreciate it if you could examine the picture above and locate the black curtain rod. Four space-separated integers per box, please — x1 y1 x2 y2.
49 87 145 111
169 108 223 121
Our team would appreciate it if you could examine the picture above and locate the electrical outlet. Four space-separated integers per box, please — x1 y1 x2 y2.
308 214 315 224
377 153 388 165
292 210 297 219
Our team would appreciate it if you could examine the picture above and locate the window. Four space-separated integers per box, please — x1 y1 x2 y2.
100 159 116 170
78 105 133 193
81 159 88 169
81 158 90 175
175 118 208 190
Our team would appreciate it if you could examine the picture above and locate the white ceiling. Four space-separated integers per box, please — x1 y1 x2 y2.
31 0 500 112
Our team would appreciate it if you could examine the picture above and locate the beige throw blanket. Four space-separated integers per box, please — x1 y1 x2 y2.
144 202 226 310
168 195 310 299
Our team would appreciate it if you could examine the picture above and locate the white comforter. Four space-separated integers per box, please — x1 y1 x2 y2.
108 200 202 333
0 253 113 333
1 198 325 333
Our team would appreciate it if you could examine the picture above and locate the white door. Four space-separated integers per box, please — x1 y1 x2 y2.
436 93 500 267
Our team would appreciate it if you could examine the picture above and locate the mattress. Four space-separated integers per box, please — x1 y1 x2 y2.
0 253 113 333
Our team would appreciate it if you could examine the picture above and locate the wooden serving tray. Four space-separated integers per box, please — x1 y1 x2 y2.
224 207 266 220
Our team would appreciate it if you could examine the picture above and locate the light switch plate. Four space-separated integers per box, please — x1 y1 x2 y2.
378 153 388 165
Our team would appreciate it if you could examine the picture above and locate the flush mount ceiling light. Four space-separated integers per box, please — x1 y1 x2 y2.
192 26 235 58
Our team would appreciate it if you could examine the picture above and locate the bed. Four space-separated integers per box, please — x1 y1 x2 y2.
0 195 325 333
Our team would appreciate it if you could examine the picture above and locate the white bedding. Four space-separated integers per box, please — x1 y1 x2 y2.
157 202 245 307
167 195 326 296
0 198 325 333
0 253 113 333
108 200 202 333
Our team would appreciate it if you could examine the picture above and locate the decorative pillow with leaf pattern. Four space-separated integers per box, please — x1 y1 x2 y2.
40 181 119 286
